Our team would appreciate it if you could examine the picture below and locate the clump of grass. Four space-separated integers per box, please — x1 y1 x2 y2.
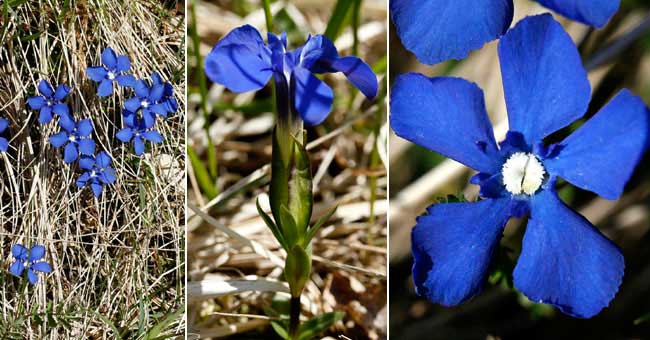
0 0 185 338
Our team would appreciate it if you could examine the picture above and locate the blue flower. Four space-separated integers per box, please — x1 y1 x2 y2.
49 115 96 163
9 244 52 285
151 73 179 115
77 151 116 197
86 47 136 97
116 111 164 156
390 0 620 65
0 118 9 153
390 15 648 318
26 80 71 124
204 25 378 125
124 79 168 128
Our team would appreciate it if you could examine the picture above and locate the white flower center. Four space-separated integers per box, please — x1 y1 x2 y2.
90 170 97 178
501 152 545 195
107 71 116 80
47 100 53 106
68 135 76 142
141 100 149 108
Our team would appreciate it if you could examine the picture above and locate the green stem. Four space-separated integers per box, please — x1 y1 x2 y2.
289 296 301 339
262 0 274 32
352 0 361 56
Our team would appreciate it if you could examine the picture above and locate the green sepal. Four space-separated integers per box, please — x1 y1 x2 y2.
271 321 289 339
256 198 287 250
297 311 345 340
270 127 292 225
304 205 338 246
287 135 313 235
280 204 301 248
284 245 312 298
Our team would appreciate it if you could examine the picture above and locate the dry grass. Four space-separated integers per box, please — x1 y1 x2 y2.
0 0 185 338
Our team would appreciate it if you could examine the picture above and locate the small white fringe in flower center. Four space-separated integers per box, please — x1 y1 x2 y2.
501 152 545 195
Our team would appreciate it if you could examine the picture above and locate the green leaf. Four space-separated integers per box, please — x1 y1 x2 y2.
324 0 355 40
284 245 311 297
304 205 338 246
297 311 345 340
144 307 184 340
271 321 289 339
257 198 287 250
280 204 300 247
188 145 218 199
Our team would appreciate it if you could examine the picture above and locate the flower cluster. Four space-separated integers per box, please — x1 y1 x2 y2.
9 244 52 285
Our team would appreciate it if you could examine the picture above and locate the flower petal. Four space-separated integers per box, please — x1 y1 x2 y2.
97 79 114 97
0 138 8 153
54 84 70 101
39 106 54 124
514 189 624 318
76 172 91 187
142 130 163 143
329 56 377 99
116 128 134 142
79 156 95 170
52 103 70 118
390 0 513 65
499 14 591 144
91 181 104 197
544 90 649 199
86 66 108 82
149 103 168 117
27 96 47 110
0 118 8 133
77 119 94 136
149 84 165 102
133 136 145 155
536 0 619 28
63 143 79 163
124 97 142 112
59 114 76 132
96 151 112 168
101 47 118 70
116 55 131 72
116 74 135 87
9 261 24 277
142 110 156 128
390 74 501 173
27 268 38 285
38 80 54 97
412 198 513 306
78 139 96 155
134 80 150 98
205 43 273 93
101 168 116 184
49 132 69 148
29 245 45 262
291 66 334 126
31 261 52 273
12 244 28 260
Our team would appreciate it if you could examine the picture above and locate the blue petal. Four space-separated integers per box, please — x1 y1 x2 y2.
330 56 377 99
133 136 145 155
412 198 513 306
54 84 70 101
29 245 45 262
101 168 117 184
31 261 52 273
116 128 134 142
499 14 591 144
91 181 104 197
49 132 69 148
79 156 95 170
149 84 165 102
134 80 150 98
78 139 96 155
390 0 513 65
215 24 270 54
96 151 112 168
0 118 8 133
86 66 108 82
63 143 79 163
39 106 53 124
77 119 94 136
98 79 114 97
299 35 338 69
12 243 28 260
165 98 178 113
52 103 69 117
38 80 54 97
116 74 135 87
123 111 137 127
536 0 620 28
116 55 131 72
76 172 91 187
151 72 163 85
142 130 163 143
390 74 501 173
149 103 168 117
9 261 24 277
291 66 333 126
59 114 76 132
544 90 649 200
27 268 38 285
27 96 46 110
101 47 118 70
0 138 8 153
205 44 273 93
124 97 142 112
142 110 156 128
514 188 624 318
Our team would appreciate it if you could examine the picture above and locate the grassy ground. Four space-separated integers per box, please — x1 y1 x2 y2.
389 1 650 339
0 0 185 338
186 0 387 338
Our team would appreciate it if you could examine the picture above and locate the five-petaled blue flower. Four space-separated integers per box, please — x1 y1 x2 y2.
27 80 71 124
390 15 649 318
9 244 52 285
0 118 9 153
77 151 116 197
86 47 136 97
49 116 96 164
124 79 169 128
116 111 164 156
204 25 378 125
390 0 620 65
151 73 179 115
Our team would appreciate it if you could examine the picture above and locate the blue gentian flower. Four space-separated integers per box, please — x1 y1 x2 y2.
49 116 96 163
77 151 116 197
9 244 52 285
151 73 179 115
204 25 378 125
116 111 164 156
390 15 649 318
86 47 136 97
124 79 168 128
27 80 71 124
0 118 9 152
390 0 620 65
